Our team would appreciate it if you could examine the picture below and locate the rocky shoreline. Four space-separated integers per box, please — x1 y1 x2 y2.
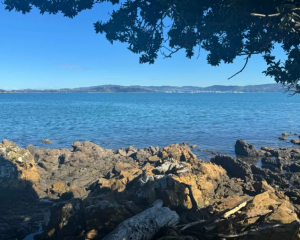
1 138 300 240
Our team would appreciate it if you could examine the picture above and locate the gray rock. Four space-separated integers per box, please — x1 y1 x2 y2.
291 139 300 145
235 139 264 157
211 155 253 181
278 136 287 141
290 163 300 172
41 139 52 144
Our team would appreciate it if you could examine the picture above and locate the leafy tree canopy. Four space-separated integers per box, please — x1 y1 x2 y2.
4 0 300 93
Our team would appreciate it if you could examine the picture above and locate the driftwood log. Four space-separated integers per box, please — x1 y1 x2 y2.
102 199 179 240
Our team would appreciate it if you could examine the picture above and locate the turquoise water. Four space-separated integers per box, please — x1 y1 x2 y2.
0 93 299 159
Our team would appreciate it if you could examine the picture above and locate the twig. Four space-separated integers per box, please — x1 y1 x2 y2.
197 45 201 59
179 220 206 231
179 199 252 231
250 13 267 17
228 55 250 80
161 46 182 58
250 8 300 18
217 224 284 238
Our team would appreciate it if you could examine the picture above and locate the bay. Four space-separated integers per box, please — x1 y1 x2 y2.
0 92 299 160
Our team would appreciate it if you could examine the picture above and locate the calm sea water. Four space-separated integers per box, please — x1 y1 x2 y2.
0 93 299 160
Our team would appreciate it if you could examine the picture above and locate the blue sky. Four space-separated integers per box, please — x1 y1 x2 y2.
0 2 284 89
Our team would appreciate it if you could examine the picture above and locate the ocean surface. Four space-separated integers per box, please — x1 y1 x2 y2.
0 93 299 160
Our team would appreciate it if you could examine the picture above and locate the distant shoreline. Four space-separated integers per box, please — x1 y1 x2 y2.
0 83 284 94
0 91 284 94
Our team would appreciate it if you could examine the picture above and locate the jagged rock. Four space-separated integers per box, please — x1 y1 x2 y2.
285 172 300 186
253 181 275 194
92 160 243 210
261 146 277 152
150 162 241 208
261 157 277 165
190 144 198 148
261 157 289 172
0 199 52 240
42 139 52 144
3 140 300 240
211 155 253 181
29 141 131 196
125 146 137 156
278 136 287 140
60 186 88 201
235 140 264 157
117 148 127 157
282 132 289 137
131 149 151 162
51 182 65 193
212 195 253 213
42 198 141 240
285 188 300 204
158 144 197 163
148 155 161 163
42 198 85 240
290 163 300 172
244 221 300 240
113 162 135 173
274 150 291 158
290 148 300 160
153 162 190 175
291 139 300 145
247 192 298 224
0 139 40 199
85 200 132 236
259 147 292 159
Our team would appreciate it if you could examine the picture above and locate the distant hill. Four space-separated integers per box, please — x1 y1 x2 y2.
3 83 284 93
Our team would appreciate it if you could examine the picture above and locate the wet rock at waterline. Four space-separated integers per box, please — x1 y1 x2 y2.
235 139 265 158
41 139 52 144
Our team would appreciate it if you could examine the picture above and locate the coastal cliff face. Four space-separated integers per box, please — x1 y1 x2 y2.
1 139 300 240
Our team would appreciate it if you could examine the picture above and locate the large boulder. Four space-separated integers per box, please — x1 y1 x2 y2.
158 144 197 163
290 163 300 172
85 200 132 237
235 139 264 157
244 191 298 224
42 199 85 240
211 155 253 181
0 139 40 200
291 139 300 145
29 141 138 198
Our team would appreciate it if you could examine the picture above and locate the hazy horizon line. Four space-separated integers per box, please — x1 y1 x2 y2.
2 83 279 91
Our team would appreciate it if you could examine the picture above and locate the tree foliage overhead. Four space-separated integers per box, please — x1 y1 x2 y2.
4 0 300 93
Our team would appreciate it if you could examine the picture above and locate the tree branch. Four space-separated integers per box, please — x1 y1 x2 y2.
250 8 300 18
228 55 250 80
161 46 182 58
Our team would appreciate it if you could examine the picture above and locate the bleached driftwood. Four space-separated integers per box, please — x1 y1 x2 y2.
102 199 179 240
223 199 252 218
179 199 253 231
